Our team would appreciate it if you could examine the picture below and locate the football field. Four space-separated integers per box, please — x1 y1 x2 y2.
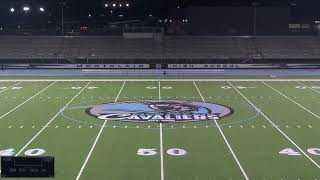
0 78 320 180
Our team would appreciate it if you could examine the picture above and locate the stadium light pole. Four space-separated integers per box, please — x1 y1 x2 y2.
252 2 258 36
62 7 64 35
59 2 66 35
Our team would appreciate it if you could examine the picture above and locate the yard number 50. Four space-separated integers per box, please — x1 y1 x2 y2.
137 148 187 157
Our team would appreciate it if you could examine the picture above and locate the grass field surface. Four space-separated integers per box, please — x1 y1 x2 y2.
0 78 319 180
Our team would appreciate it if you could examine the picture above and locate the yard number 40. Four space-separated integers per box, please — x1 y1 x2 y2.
279 148 320 156
0 148 46 157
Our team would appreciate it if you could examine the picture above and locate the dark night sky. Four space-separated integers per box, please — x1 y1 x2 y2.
0 0 320 24
294 0 320 18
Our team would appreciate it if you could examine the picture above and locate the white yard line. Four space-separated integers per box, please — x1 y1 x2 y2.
0 81 22 94
193 81 249 180
227 81 320 169
0 79 320 82
262 81 320 120
159 122 164 180
75 81 126 180
15 81 91 156
158 80 165 180
296 81 320 94
158 80 162 100
0 81 56 121
0 81 56 175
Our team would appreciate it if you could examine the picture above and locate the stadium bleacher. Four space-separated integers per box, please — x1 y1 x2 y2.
0 36 319 64
253 36 320 59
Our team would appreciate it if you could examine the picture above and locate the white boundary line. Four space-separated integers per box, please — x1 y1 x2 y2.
15 81 92 156
158 80 165 180
262 81 320 120
227 81 320 169
0 81 22 94
75 81 126 180
0 79 319 82
193 81 249 180
0 81 56 121
296 81 320 94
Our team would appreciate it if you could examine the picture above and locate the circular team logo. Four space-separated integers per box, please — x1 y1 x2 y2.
87 100 233 123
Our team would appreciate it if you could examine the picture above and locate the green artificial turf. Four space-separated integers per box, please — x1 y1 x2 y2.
0 78 319 180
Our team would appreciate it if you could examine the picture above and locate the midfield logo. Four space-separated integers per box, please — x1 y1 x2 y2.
87 100 232 123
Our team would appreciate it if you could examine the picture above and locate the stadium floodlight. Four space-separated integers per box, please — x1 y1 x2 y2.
10 8 15 13
126 3 130 7
23 6 30 12
112 3 116 7
39 7 45 12
119 4 123 7
105 4 108 7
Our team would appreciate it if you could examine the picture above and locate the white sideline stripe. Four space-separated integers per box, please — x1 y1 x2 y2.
262 81 320 120
0 81 22 94
15 81 91 156
0 79 319 82
0 81 56 121
296 81 320 94
227 81 320 169
75 81 126 180
193 81 249 180
158 80 164 180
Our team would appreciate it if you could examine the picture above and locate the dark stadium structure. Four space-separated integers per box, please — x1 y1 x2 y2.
0 0 319 74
